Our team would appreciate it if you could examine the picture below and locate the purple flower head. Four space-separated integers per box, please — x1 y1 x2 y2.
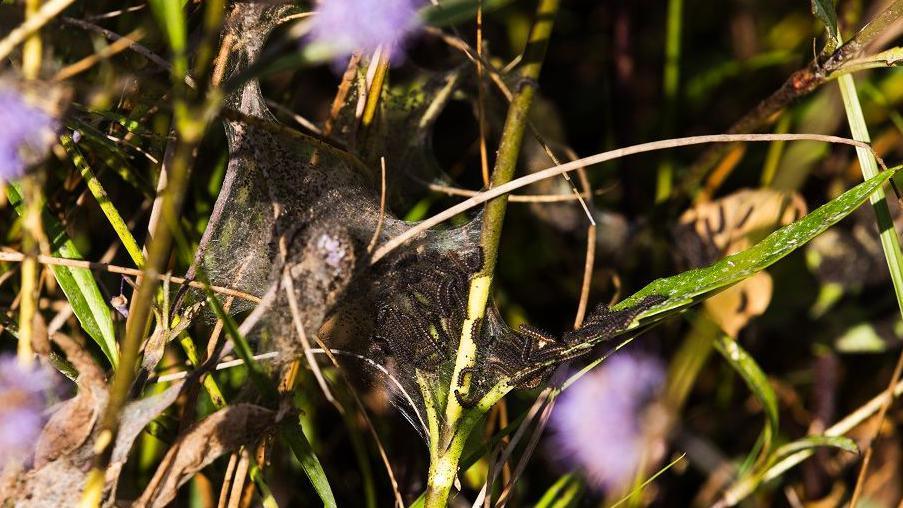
0 355 56 466
307 0 424 63
0 88 60 181
548 353 666 493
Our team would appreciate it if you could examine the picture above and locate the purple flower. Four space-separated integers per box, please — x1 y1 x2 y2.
0 355 56 466
307 0 424 62
0 88 59 181
548 353 666 493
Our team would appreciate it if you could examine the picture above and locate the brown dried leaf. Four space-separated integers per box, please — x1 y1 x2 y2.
32 382 103 468
704 271 773 337
675 188 806 335
134 403 276 508
675 188 807 267
2 381 183 507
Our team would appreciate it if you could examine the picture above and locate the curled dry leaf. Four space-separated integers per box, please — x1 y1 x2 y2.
134 403 276 508
675 188 807 335
0 333 183 507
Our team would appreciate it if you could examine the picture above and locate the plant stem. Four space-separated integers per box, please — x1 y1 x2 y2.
17 179 42 363
61 134 146 268
428 1 560 506
655 0 683 203
81 133 199 508
836 53 903 508
444 0 560 425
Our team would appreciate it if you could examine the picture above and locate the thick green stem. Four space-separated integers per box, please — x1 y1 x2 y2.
428 1 560 506
444 0 560 431
655 0 683 202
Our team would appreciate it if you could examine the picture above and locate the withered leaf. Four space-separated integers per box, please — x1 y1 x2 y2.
675 188 807 335
134 403 275 508
2 382 183 508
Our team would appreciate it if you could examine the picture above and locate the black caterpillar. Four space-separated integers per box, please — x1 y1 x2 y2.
371 246 666 408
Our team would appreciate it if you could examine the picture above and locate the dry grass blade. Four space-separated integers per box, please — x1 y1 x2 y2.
135 404 276 508
849 349 903 508
281 270 337 406
0 251 261 303
371 133 880 263
0 0 74 61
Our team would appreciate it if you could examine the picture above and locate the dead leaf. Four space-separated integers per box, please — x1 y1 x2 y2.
0 331 185 507
134 403 276 508
704 271 773 337
675 188 806 335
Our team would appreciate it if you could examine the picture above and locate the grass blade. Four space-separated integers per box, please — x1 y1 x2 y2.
713 334 779 457
616 166 901 324
6 183 119 367
280 417 338 508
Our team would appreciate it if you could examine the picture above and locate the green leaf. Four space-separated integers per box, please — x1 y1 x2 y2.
810 0 839 44
280 418 338 508
722 435 857 506
420 0 516 27
760 436 857 487
713 334 779 455
615 167 901 327
6 184 119 368
535 473 582 508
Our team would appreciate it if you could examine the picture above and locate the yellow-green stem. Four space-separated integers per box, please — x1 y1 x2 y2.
61 134 146 268
430 1 560 506
17 180 42 363
444 0 560 430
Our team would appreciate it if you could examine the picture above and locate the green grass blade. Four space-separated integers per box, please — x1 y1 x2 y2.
535 473 582 508
768 435 858 470
6 183 119 368
148 0 188 81
280 417 338 508
615 166 901 324
837 72 903 324
713 334 779 456
61 134 145 268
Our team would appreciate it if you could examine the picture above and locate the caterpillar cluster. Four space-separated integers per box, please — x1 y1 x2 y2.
371 246 665 407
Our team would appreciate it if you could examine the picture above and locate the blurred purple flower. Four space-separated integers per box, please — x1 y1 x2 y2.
0 89 59 181
0 355 56 466
307 0 424 62
548 353 666 493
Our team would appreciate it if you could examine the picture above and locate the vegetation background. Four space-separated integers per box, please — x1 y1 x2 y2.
2 0 903 506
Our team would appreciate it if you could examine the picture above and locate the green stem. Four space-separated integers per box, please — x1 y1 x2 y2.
655 0 683 203
836 41 903 508
429 2 560 506
836 75 903 306
444 0 560 431
61 134 146 268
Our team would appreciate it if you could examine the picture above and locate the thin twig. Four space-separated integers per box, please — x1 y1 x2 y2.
476 0 490 186
0 251 260 302
849 349 903 507
53 27 146 81
0 0 74 62
427 181 608 202
681 0 903 192
60 16 197 88
265 98 323 135
427 26 594 221
281 270 337 405
84 4 146 21
371 133 881 263
367 157 388 254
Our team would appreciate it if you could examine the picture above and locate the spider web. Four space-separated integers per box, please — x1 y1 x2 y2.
190 1 662 441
